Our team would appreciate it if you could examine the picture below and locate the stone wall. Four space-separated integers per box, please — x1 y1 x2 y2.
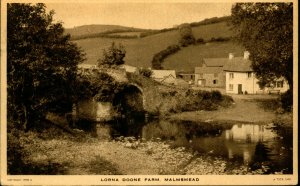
195 73 225 88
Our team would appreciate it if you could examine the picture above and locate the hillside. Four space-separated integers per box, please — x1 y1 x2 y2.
74 30 179 68
65 24 146 39
163 42 245 73
73 19 244 72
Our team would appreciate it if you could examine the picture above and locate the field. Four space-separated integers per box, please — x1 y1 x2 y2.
74 31 179 67
163 41 245 72
107 32 142 37
192 21 234 40
73 21 244 71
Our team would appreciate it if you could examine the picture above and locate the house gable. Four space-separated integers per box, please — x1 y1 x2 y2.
194 58 227 88
151 70 176 84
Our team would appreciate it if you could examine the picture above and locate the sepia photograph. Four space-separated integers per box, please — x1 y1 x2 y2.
0 0 298 185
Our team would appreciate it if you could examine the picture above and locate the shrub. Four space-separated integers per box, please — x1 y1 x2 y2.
211 90 222 101
139 28 176 38
196 38 205 44
179 36 196 47
202 91 212 100
138 68 153 78
155 89 233 114
219 95 234 107
210 37 231 42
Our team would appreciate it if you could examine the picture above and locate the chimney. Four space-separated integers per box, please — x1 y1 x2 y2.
244 51 250 59
229 53 234 59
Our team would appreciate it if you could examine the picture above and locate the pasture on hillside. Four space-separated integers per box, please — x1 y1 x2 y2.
192 21 234 39
74 21 243 71
163 41 245 72
74 31 179 68
107 32 142 37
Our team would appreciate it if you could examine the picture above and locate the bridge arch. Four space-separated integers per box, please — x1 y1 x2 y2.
113 83 144 113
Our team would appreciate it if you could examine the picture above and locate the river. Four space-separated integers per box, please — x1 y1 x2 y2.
92 114 293 174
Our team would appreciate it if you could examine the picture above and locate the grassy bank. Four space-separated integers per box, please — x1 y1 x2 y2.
167 94 294 127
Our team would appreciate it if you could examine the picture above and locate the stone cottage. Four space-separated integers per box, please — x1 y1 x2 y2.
194 56 227 87
224 51 289 94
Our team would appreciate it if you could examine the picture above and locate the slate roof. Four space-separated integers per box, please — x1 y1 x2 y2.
223 57 253 72
203 58 227 67
196 57 253 73
195 57 227 74
195 66 224 74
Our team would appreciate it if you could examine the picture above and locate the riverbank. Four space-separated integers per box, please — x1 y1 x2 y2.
9 129 278 175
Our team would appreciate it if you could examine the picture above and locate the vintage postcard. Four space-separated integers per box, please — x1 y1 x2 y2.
0 0 298 185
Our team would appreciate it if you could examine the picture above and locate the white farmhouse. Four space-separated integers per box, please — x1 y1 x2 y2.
224 51 289 94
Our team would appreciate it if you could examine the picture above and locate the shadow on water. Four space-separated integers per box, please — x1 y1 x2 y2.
107 112 146 138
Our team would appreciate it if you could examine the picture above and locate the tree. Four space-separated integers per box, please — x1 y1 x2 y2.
151 44 181 69
75 71 122 102
7 3 85 130
97 42 126 68
178 23 196 47
231 3 293 89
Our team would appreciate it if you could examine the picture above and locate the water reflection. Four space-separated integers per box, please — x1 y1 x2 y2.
225 124 276 143
224 124 277 164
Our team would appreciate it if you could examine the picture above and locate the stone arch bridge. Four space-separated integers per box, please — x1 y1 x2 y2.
74 69 150 122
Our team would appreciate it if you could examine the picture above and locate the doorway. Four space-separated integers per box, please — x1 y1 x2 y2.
238 84 243 94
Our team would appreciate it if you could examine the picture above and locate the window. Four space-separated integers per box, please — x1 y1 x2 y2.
213 79 218 84
276 81 284 88
229 73 234 79
214 73 218 77
199 73 203 78
229 84 233 91
247 72 252 78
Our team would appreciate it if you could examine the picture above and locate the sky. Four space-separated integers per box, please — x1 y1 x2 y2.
46 3 233 29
